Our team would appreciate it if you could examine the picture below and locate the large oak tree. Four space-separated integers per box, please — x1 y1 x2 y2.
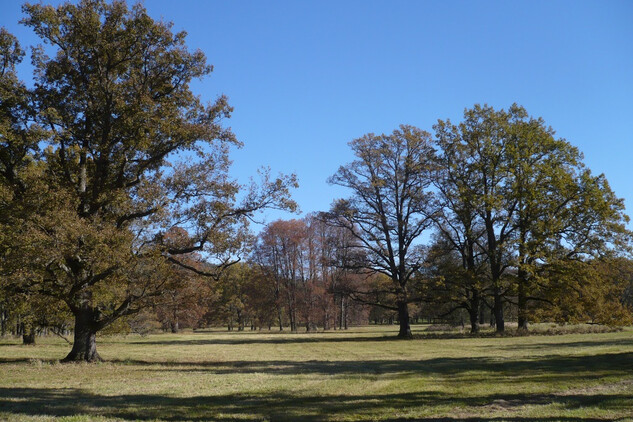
327 125 435 338
2 0 295 361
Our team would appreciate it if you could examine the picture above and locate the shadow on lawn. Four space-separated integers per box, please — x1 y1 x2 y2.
3 351 625 382
103 351 633 380
128 334 397 346
126 331 631 346
498 337 633 351
2 351 631 381
0 386 630 421
2 351 632 421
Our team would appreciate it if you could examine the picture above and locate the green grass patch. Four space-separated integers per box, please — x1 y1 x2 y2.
1 325 632 421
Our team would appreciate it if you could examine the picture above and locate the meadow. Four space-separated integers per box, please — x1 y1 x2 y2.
1 325 632 421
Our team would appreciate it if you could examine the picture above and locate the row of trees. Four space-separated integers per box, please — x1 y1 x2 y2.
325 107 630 337
135 186 633 336
112 115 633 335
1 0 631 362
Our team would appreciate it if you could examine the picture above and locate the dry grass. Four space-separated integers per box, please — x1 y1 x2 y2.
1 324 632 421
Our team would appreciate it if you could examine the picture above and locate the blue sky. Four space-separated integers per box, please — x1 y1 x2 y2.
2 0 632 228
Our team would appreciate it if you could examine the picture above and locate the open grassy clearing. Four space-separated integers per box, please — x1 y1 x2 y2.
1 325 632 421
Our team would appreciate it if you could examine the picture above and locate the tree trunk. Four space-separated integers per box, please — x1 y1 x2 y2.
278 307 283 331
493 289 504 333
468 307 479 334
342 296 348 330
517 269 529 331
397 300 412 338
516 231 530 332
1 308 7 336
469 290 480 334
22 326 36 345
289 309 296 332
62 307 101 362
339 295 344 330
237 310 244 331
305 307 312 331
171 307 179 333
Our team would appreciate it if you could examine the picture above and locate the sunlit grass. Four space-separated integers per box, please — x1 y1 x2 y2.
1 325 632 421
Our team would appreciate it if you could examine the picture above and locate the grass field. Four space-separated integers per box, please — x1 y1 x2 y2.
1 325 632 421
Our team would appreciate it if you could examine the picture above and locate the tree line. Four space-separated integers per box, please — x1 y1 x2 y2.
1 0 631 361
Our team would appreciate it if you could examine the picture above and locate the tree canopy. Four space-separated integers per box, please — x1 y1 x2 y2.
326 125 436 338
0 0 296 361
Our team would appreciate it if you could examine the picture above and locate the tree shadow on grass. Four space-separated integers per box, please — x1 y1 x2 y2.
497 337 633 351
1 351 632 421
2 352 631 385
127 334 398 346
0 387 630 421
105 352 633 379
126 332 632 346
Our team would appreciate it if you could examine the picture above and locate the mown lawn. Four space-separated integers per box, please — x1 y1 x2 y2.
1 325 632 421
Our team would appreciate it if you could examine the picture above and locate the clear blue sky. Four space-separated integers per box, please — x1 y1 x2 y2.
2 0 632 227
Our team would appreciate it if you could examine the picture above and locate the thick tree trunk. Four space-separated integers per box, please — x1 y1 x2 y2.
62 308 101 362
485 215 504 333
396 300 412 338
22 327 36 345
493 289 504 333
517 269 529 331
468 290 481 334
518 317 528 331
469 307 480 334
